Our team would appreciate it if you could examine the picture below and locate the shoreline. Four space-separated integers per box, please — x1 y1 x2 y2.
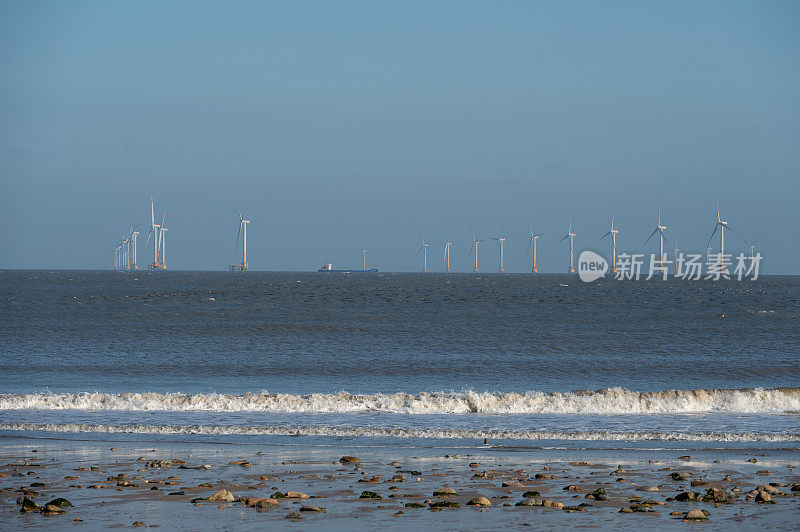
2 436 799 530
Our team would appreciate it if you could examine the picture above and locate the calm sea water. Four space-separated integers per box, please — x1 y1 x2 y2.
1 270 799 446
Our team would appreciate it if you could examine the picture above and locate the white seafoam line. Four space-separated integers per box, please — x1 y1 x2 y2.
1 387 799 414
0 422 798 442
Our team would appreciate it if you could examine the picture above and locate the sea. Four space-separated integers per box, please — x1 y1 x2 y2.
1 270 799 452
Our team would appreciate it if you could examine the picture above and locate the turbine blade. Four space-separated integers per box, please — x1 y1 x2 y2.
559 234 569 244
234 221 242 254
600 231 611 240
706 224 719 248
500 219 509 237
644 226 659 245
526 238 532 258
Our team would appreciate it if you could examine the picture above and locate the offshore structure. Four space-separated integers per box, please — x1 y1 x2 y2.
229 205 251 271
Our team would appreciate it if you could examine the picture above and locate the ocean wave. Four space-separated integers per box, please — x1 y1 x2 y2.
1 387 799 414
0 422 796 442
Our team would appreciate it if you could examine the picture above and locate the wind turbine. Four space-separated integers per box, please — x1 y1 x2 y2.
491 221 508 273
362 248 367 271
416 236 430 272
469 232 481 273
442 237 452 273
645 203 668 273
526 225 542 273
600 213 619 273
146 196 161 270
559 218 576 273
743 237 760 259
673 234 680 264
231 205 251 271
707 194 731 272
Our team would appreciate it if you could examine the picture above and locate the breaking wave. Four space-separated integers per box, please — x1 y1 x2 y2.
0 422 796 442
1 387 799 414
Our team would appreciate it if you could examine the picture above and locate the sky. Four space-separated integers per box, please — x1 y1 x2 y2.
1 1 799 273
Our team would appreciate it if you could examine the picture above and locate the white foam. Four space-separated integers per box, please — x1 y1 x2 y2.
1 387 798 414
0 422 796 442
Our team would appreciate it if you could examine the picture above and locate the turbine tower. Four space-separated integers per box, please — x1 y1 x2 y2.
158 211 167 269
526 225 542 273
416 236 430 272
707 194 731 272
131 230 139 269
491 221 508 273
443 238 452 273
230 205 251 271
362 248 367 271
645 204 668 273
600 213 619 273
469 233 480 273
559 218 576 273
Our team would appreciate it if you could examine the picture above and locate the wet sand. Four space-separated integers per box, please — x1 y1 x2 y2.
2 438 799 530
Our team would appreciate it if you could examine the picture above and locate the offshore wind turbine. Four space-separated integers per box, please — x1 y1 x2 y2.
230 205 251 271
416 236 430 272
645 203 668 273
491 221 508 273
362 248 367 271
743 237 760 259
442 237 452 273
559 218 576 273
600 213 619 273
526 225 542 273
469 232 481 273
707 194 731 271
146 196 161 270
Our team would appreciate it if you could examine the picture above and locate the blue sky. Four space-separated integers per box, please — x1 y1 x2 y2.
1 1 798 272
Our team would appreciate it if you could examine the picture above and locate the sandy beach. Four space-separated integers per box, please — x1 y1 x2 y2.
2 436 799 530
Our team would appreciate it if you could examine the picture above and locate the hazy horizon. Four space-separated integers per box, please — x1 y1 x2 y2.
2 1 799 273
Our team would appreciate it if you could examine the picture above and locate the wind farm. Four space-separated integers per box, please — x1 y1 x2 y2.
108 193 763 276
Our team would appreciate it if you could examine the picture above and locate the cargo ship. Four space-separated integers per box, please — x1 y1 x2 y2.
318 261 379 273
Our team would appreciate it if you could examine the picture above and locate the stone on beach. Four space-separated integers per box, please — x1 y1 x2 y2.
586 487 607 501
285 512 302 519
502 480 526 487
46 498 73 507
18 497 40 512
207 489 235 502
340 456 361 463
466 496 491 506
145 460 173 468
360 490 382 499
675 491 700 502
671 472 690 481
41 503 65 515
299 505 323 512
245 497 279 508
433 487 456 496
429 500 460 508
683 509 709 520
404 502 426 508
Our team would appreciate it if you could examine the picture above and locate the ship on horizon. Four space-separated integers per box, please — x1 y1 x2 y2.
318 261 379 273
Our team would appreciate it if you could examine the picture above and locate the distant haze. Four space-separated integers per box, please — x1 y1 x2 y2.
1 1 798 273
